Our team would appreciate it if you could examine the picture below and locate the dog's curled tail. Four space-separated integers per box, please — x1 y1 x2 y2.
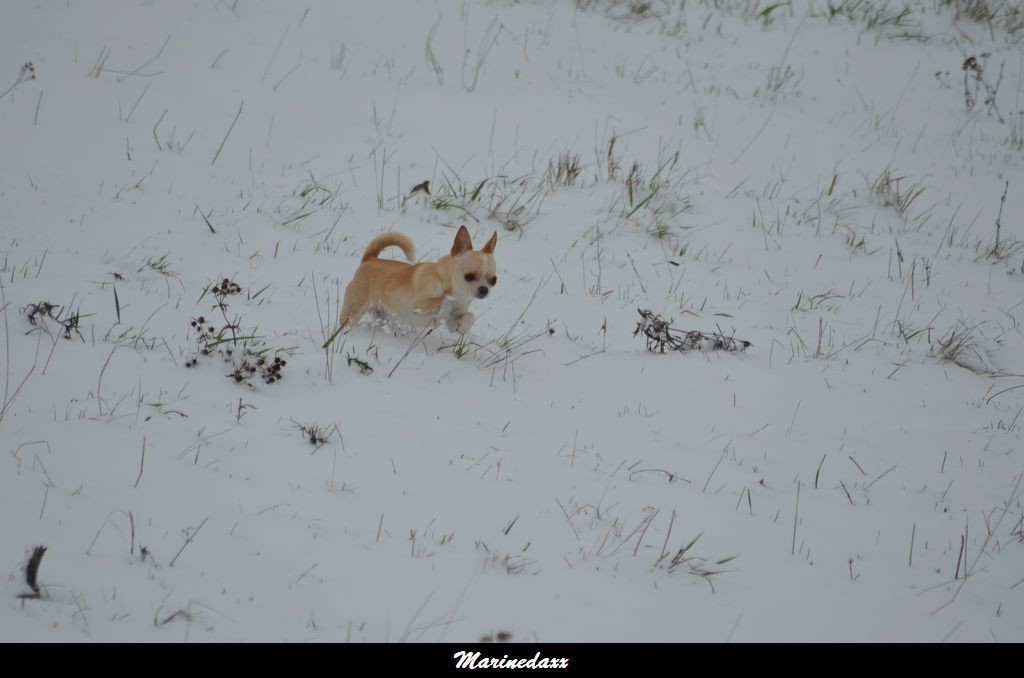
361 232 416 263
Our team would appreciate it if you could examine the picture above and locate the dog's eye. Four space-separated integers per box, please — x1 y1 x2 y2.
488 276 497 286
464 273 478 282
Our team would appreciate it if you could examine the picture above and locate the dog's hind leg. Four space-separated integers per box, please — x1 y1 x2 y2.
339 287 366 330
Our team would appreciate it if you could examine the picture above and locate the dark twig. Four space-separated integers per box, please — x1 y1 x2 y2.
134 437 146 488
18 546 46 599
169 517 208 567
634 309 750 354
211 101 244 167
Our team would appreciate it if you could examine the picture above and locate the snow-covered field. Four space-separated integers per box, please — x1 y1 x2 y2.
2 0 1024 643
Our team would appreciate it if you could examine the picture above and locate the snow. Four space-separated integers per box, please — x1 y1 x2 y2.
2 0 1023 642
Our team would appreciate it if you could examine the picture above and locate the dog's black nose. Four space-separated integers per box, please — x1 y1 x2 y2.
477 286 489 297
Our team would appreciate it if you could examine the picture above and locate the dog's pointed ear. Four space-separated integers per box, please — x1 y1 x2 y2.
481 231 498 254
451 225 473 256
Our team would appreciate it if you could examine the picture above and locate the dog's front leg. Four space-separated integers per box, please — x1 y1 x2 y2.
452 312 475 335
412 296 446 330
438 297 458 332
438 297 474 335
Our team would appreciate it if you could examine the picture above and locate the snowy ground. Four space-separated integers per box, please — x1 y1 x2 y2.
2 0 1024 642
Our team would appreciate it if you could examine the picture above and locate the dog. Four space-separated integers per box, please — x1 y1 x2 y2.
340 225 497 335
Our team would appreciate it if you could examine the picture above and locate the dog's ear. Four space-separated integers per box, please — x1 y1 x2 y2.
481 231 498 254
451 225 473 256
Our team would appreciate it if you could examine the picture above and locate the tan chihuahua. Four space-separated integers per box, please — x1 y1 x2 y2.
340 225 497 334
